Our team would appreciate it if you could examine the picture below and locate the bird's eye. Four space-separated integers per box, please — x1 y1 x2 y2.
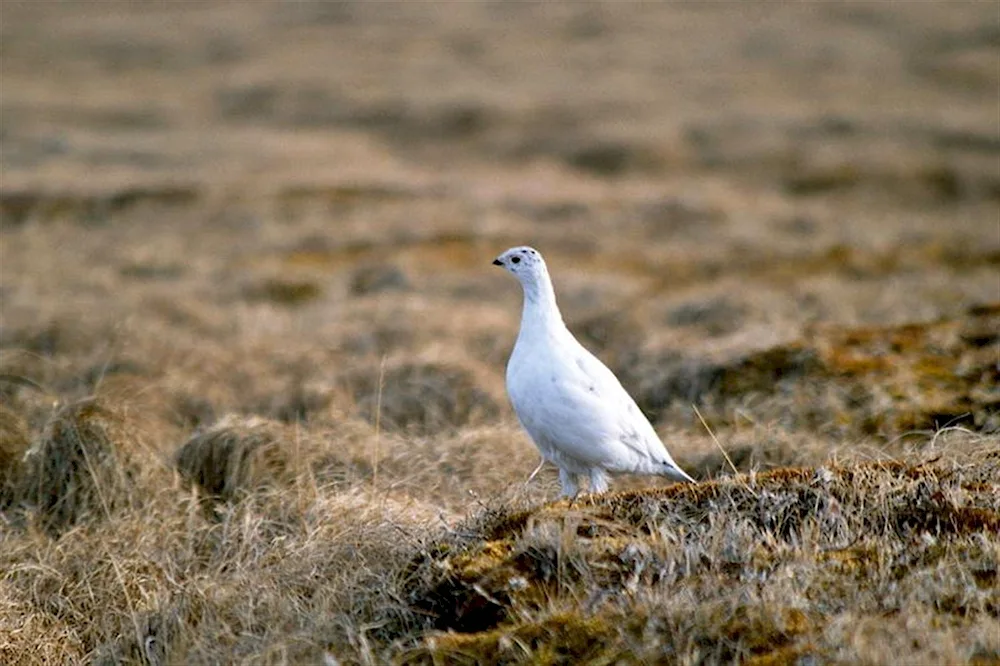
511 256 521 264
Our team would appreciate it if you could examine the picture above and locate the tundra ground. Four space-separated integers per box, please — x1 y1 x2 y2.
1 3 998 664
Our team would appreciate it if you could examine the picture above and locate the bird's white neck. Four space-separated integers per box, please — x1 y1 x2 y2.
518 271 566 338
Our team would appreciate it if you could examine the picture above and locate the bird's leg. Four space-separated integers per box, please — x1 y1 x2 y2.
589 469 609 495
558 468 579 502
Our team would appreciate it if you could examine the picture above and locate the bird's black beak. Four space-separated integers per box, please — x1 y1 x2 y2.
492 258 503 266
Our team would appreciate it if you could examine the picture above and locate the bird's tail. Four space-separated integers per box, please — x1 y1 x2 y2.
662 461 696 484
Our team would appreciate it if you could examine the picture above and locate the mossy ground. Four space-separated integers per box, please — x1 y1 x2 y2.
403 452 999 664
1 2 998 664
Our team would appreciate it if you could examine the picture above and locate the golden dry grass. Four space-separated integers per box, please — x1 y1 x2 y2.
1 2 998 664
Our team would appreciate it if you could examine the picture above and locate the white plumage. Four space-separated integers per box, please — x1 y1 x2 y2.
493 246 695 497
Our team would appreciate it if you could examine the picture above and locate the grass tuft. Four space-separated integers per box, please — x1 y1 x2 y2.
174 415 296 510
14 398 145 535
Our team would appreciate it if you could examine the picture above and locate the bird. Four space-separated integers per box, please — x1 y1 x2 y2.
493 245 695 498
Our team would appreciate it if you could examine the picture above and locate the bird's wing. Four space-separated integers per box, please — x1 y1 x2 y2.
513 341 657 468
508 318 683 469
566 344 676 465
510 353 629 468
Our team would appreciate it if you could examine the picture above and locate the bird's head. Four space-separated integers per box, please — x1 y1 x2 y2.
492 246 547 283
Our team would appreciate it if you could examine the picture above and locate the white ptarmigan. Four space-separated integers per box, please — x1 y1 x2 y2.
494 246 695 497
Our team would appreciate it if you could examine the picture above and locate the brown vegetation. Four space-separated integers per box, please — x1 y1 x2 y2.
174 415 296 509
619 303 1000 440
1 2 998 664
13 398 148 536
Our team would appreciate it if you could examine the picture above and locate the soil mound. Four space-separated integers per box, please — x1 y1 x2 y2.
403 450 1000 663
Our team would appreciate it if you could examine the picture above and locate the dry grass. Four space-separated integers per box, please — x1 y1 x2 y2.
617 303 1000 441
0 404 31 506
341 358 503 435
174 415 297 510
13 398 150 536
1 2 998 664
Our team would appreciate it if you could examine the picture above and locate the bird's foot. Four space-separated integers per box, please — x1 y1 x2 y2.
567 491 604 509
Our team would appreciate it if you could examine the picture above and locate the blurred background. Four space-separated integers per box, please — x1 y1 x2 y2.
1 1 998 473
0 7 1000 664
0 5 998 661
4 2 997 206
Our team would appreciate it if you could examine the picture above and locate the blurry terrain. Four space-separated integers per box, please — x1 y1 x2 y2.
1 2 998 664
